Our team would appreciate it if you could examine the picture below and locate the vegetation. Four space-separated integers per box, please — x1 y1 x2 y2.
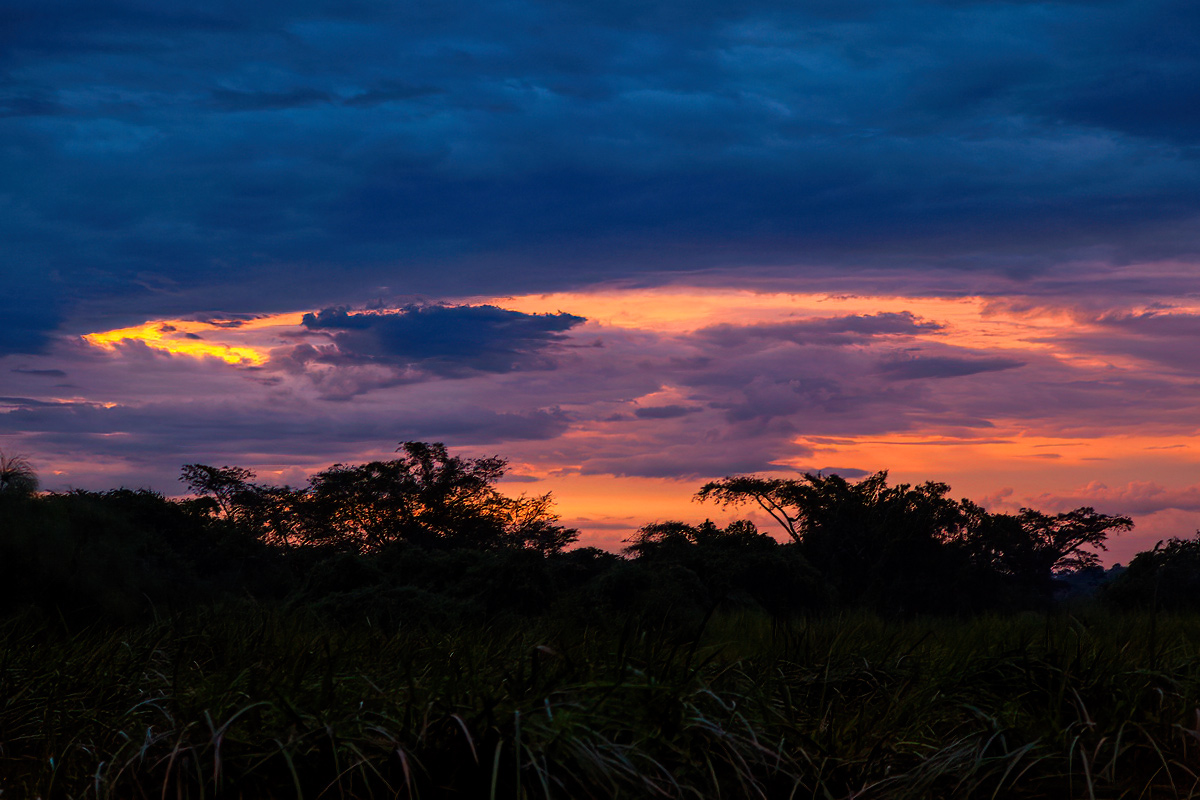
3 443 1200 797
1102 533 1200 611
6 608 1200 798
0 450 38 495
697 471 1131 614
179 442 579 554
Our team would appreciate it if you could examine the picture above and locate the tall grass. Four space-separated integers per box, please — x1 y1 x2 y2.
4 606 1200 798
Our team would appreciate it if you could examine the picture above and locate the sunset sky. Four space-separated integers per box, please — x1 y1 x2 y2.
4 0 1200 562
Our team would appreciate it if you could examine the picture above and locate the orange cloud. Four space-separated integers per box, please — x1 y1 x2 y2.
484 286 1200 375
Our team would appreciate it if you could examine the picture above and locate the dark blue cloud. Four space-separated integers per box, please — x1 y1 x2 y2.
295 303 585 378
3 0 1200 352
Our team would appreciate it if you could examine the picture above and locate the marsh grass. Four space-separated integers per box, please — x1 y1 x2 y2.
4 606 1200 798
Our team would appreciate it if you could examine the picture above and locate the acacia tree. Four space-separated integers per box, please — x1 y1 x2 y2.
179 464 256 519
697 470 1132 608
0 451 39 496
699 471 973 605
961 506 1132 584
180 464 302 547
697 471 968 545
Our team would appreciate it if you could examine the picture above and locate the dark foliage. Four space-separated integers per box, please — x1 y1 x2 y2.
1102 534 1200 611
0 450 38 495
182 442 578 554
620 520 832 620
699 471 1132 614
0 488 292 620
1 447 1195 799
0 443 1161 625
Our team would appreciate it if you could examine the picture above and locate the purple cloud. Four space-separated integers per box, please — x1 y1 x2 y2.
876 355 1026 381
699 312 942 348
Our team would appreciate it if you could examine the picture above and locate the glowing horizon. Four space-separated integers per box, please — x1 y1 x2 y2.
50 283 1200 565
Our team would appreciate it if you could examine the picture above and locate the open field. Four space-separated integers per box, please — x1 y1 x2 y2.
4 606 1200 799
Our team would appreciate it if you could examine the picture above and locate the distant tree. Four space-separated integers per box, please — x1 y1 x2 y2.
620 518 830 615
488 490 581 554
699 472 972 609
300 442 577 553
180 464 305 547
696 472 969 546
697 471 969 551
180 464 256 518
0 451 39 495
1103 534 1200 610
696 470 1130 611
624 519 773 557
695 476 808 543
961 506 1132 590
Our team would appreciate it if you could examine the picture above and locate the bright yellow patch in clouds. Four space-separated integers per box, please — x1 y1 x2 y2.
82 314 303 365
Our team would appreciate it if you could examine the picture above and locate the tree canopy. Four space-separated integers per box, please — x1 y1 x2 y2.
0 443 1154 621
698 470 1132 610
181 441 578 554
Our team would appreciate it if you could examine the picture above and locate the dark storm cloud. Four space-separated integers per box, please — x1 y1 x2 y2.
296 304 585 375
5 0 1200 352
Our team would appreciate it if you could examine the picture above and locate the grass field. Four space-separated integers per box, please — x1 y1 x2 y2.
4 605 1200 798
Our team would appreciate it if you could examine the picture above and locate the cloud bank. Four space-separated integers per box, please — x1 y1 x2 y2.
3 0 1200 351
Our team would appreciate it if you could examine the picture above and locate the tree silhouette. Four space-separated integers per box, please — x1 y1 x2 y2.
304 442 576 552
1103 534 1200 610
697 471 968 546
180 464 256 518
624 519 773 557
182 443 577 554
0 451 38 495
180 464 302 547
959 506 1132 589
697 469 1131 610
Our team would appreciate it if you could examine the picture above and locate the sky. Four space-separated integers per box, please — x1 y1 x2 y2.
3 0 1200 563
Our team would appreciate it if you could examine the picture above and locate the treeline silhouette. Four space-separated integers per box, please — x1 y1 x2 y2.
0 442 1190 623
